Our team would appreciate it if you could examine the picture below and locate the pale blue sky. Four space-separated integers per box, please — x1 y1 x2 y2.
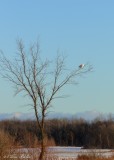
0 0 114 114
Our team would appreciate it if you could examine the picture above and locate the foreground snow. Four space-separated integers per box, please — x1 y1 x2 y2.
9 147 114 159
47 147 114 158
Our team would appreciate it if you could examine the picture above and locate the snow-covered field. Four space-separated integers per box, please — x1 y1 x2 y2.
47 147 114 159
12 147 114 159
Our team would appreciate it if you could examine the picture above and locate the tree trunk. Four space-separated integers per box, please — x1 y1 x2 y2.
39 128 45 160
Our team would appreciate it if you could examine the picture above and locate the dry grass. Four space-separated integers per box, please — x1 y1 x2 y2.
77 155 114 160
0 130 14 160
0 130 30 160
0 131 114 160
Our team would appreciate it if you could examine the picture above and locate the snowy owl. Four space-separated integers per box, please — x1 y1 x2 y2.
79 64 84 68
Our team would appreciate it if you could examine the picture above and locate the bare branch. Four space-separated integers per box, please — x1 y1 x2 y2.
0 40 92 160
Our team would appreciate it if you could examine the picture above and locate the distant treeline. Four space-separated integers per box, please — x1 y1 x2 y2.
0 118 114 149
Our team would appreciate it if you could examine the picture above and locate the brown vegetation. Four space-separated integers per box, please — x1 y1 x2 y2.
1 118 114 149
0 130 14 159
77 155 114 160
1 117 114 159
0 129 114 160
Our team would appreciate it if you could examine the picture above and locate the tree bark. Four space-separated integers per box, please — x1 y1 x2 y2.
39 128 45 160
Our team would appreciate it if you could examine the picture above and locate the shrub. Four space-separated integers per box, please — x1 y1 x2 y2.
0 130 14 159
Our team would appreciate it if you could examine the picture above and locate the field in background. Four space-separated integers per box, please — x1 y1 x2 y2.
1 119 114 159
5 147 114 159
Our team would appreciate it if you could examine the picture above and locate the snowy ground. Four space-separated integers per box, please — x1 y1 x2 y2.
11 147 114 159
47 147 114 158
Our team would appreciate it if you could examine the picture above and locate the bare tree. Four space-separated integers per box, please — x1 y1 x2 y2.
0 40 92 160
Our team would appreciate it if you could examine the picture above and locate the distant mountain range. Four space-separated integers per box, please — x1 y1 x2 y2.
0 110 113 121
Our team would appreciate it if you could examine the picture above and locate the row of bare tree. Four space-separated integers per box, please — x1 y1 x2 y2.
0 118 114 149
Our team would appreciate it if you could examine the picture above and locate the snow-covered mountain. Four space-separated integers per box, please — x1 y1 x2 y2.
0 110 112 121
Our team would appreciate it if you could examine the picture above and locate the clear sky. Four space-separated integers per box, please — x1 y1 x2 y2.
0 0 114 114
